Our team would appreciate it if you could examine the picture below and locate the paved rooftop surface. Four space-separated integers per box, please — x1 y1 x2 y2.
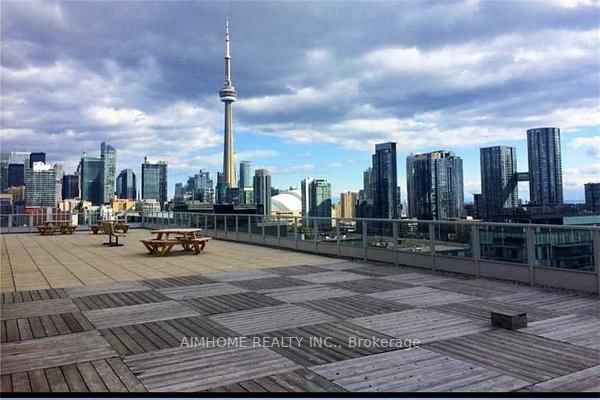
1 230 333 292
1 230 599 392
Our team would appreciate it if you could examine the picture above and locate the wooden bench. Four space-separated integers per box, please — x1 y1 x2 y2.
102 222 126 247
93 222 128 234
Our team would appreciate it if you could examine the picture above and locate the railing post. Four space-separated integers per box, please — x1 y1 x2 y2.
313 218 318 252
336 219 341 257
277 215 281 247
362 220 368 261
29 214 34 233
235 215 239 240
7 215 12 233
294 217 298 249
593 230 599 296
248 215 251 235
224 215 228 238
213 215 217 237
393 220 399 267
472 224 480 279
526 226 535 286
429 222 435 272
262 215 266 243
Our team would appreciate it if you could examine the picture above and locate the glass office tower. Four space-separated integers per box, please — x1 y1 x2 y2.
372 142 399 219
407 150 464 220
480 146 518 220
527 127 563 205
141 157 168 210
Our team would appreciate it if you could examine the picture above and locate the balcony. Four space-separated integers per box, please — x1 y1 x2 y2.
0 213 598 392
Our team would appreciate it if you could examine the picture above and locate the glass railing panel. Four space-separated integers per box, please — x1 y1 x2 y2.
250 215 263 235
397 220 431 254
234 215 249 234
11 214 29 228
433 222 473 258
260 215 274 237
367 220 395 250
275 217 294 239
224 215 233 232
286 217 301 239
315 218 334 243
188 213 200 229
479 225 527 264
338 218 362 248
297 217 315 241
205 215 215 231
215 215 226 232
534 227 594 271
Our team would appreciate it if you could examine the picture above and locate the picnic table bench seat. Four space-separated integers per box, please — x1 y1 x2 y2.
59 225 78 234
36 225 56 235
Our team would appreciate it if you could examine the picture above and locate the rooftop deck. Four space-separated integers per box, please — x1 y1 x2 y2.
1 230 598 393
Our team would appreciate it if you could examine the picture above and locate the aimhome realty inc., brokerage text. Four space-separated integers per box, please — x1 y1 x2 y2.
180 336 421 349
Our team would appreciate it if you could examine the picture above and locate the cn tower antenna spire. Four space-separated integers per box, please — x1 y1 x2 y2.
225 17 231 59
219 17 238 190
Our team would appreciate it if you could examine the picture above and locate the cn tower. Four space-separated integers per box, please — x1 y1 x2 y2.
219 18 237 188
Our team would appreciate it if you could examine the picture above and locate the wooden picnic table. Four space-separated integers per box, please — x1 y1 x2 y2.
141 228 211 256
36 220 78 235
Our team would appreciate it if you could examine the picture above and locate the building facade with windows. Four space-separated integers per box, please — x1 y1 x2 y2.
372 142 399 219
101 142 117 203
480 146 518 220
253 169 272 215
116 169 137 200
407 150 464 220
25 162 56 207
62 174 80 200
527 127 563 205
309 178 332 229
80 156 104 205
585 182 600 213
141 157 168 209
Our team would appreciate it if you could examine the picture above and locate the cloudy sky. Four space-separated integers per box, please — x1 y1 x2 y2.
1 0 599 202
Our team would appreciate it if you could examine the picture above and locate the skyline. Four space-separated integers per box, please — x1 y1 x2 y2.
1 1 599 202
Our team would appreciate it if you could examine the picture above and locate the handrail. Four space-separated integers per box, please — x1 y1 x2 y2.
140 212 600 231
0 210 597 293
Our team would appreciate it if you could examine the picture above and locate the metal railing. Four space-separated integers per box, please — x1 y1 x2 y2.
1 211 597 293
0 211 143 233
142 212 600 294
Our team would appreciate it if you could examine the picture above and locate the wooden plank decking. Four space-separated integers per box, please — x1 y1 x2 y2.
0 233 598 393
261 284 355 303
310 347 531 392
